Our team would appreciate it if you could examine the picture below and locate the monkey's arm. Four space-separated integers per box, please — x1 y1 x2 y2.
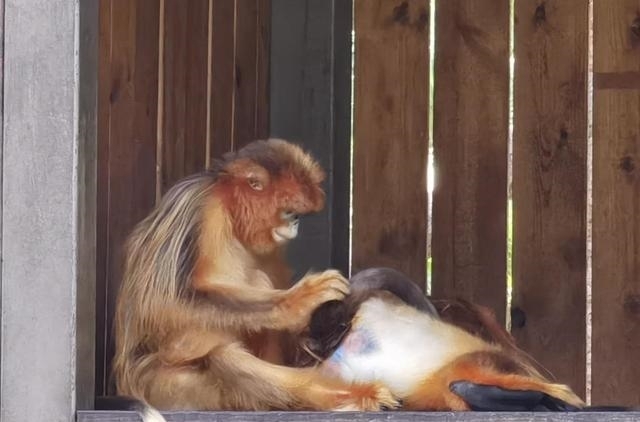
191 270 350 333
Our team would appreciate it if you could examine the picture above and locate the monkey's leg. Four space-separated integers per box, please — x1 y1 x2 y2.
404 355 584 411
149 339 398 411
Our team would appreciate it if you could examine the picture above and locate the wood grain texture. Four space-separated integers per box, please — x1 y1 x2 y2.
161 0 209 192
76 0 99 409
233 0 270 149
95 0 112 397
209 0 235 160
591 0 640 407
511 0 588 399
352 0 430 286
96 0 160 395
431 0 510 322
77 411 640 422
255 0 271 142
270 0 352 280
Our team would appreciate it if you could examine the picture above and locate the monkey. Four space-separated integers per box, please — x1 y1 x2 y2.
111 139 399 412
348 268 551 377
298 267 588 412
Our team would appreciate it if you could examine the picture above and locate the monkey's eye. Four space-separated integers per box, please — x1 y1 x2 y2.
281 210 299 221
248 178 264 191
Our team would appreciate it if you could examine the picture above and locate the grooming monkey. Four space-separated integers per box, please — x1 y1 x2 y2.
111 139 398 413
300 267 587 412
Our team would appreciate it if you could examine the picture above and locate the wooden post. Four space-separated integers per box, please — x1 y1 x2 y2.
0 0 98 420
592 0 640 406
512 0 589 398
270 0 352 279
431 0 510 320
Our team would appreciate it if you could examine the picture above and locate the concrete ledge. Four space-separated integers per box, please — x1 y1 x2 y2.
77 410 640 422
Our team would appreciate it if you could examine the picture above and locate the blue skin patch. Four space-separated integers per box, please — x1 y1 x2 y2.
326 326 378 367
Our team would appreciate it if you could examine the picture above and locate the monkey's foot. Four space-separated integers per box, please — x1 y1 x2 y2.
332 382 401 411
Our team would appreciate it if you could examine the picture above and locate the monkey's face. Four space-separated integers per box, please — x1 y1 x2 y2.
216 139 326 255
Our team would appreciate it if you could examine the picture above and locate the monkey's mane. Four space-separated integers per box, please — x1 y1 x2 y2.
112 170 217 394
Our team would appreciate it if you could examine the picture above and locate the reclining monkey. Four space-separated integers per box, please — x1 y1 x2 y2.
301 267 589 412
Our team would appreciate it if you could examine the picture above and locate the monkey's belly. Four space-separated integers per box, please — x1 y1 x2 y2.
320 297 490 398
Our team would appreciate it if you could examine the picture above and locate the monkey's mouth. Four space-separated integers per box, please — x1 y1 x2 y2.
272 211 300 244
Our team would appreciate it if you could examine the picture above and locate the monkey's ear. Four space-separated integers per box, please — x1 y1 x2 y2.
224 158 270 191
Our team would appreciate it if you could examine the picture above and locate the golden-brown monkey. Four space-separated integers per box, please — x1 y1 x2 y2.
112 139 398 412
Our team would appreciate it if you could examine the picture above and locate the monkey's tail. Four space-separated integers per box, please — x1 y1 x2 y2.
95 396 167 422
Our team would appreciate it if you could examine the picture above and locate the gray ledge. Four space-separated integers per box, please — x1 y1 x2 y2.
77 410 640 422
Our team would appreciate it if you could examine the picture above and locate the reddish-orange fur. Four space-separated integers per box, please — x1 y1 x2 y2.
112 139 398 411
405 352 582 411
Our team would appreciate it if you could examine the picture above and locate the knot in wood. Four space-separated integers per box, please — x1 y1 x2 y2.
392 1 410 25
624 294 640 316
631 17 640 39
534 3 546 26
558 128 569 148
619 155 635 173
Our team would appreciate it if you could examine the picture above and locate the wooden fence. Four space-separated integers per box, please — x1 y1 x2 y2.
96 0 640 408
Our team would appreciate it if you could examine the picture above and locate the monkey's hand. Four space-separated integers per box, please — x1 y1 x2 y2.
278 270 350 332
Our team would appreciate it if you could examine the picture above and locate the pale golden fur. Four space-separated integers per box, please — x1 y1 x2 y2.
112 139 398 411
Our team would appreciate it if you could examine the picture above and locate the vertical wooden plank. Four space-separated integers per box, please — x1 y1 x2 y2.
161 0 209 192
270 0 352 279
431 0 510 321
234 0 258 148
352 0 430 285
330 0 354 276
95 0 111 396
255 0 271 141
210 0 235 160
96 0 160 395
209 0 270 160
76 0 99 410
592 0 640 406
512 0 588 398
234 0 269 149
